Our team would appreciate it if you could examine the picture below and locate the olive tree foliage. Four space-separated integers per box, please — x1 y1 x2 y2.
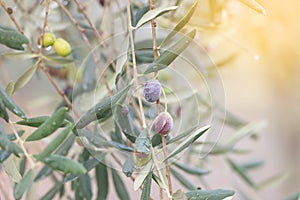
0 0 289 200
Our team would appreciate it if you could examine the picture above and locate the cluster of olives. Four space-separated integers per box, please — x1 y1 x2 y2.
133 79 174 167
42 32 71 57
143 79 173 136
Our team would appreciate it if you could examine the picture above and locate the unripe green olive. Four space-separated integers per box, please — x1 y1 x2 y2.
42 32 56 47
53 38 71 57
133 151 151 167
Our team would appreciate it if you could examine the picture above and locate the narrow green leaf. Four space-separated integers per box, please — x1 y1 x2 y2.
2 156 22 183
257 172 289 190
76 174 93 200
167 125 210 160
3 52 39 60
0 26 29 50
0 150 10 163
223 121 266 147
96 162 109 200
14 63 38 92
19 157 27 176
173 189 187 200
40 184 62 200
132 6 149 27
116 35 129 77
170 167 195 190
63 157 103 183
42 155 87 175
34 135 76 181
134 161 153 191
0 129 23 156
239 160 264 170
122 155 135 177
173 162 209 176
237 0 266 15
160 1 198 47
185 189 235 200
35 124 72 161
111 169 130 200
135 128 150 153
43 54 74 64
17 116 69 128
285 190 300 200
0 99 9 122
227 158 256 188
144 29 196 74
7 130 25 141
140 171 152 200
134 6 178 29
0 86 26 118
165 125 198 146
14 169 33 200
152 173 164 189
113 103 137 141
76 83 132 129
5 81 15 96
26 107 68 141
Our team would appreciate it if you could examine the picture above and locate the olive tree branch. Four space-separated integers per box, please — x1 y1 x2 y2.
125 0 146 129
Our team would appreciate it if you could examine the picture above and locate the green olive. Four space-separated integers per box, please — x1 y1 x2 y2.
42 32 56 47
53 38 71 57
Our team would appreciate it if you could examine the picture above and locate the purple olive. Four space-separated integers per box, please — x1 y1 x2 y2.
152 112 173 136
99 0 105 6
143 79 161 102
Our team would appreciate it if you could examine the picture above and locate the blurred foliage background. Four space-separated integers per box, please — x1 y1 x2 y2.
184 0 300 199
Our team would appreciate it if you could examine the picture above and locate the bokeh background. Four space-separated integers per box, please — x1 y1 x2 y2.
187 0 300 199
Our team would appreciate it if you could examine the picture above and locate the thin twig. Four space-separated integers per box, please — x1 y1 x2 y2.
162 136 172 195
38 0 51 55
114 0 127 33
149 0 173 196
125 0 146 129
73 0 103 42
54 0 113 96
9 121 35 168
150 145 171 198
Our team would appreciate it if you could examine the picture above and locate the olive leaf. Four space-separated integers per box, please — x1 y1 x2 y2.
76 82 132 129
170 167 196 190
14 169 33 200
96 163 109 200
227 158 256 188
167 125 210 160
134 6 178 29
122 155 135 177
185 189 235 200
173 162 209 176
35 124 73 161
0 86 27 118
159 1 198 47
5 81 15 96
2 52 39 60
17 116 69 128
26 107 68 141
14 63 38 92
42 155 87 175
140 171 152 200
237 0 266 15
111 169 130 200
144 29 196 74
0 99 9 122
134 161 153 191
0 26 29 50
